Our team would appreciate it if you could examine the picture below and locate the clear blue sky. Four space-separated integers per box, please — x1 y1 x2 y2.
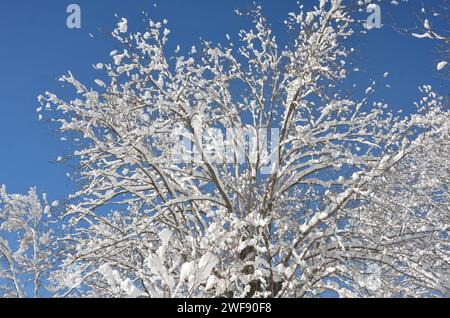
0 0 446 203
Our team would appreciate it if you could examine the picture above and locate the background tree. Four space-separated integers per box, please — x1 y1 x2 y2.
0 186 55 297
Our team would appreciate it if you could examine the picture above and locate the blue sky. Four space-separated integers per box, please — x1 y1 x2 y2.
0 0 446 204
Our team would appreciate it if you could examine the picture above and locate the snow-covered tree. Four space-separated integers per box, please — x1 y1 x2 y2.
34 1 449 297
348 89 450 296
0 186 55 297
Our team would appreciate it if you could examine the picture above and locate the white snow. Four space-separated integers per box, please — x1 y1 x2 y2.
412 32 432 39
117 18 128 33
158 228 172 246
94 79 106 87
180 261 195 282
437 61 447 71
